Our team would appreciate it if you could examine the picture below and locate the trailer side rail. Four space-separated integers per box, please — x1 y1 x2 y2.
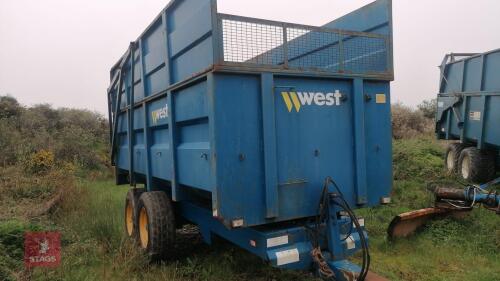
216 13 391 77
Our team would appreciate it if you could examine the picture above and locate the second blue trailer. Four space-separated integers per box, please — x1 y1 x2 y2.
436 50 500 183
108 0 394 280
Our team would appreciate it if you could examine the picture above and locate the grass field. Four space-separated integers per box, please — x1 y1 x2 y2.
1 137 499 281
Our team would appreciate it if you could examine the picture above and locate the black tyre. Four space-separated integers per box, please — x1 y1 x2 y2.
458 147 496 183
445 143 468 174
136 191 176 261
124 188 145 238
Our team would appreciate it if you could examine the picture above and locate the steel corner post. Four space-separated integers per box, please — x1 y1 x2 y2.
261 73 279 218
353 78 368 205
127 42 136 186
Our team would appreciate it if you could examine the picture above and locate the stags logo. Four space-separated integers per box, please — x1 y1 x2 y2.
280 90 343 112
24 232 61 268
151 104 169 124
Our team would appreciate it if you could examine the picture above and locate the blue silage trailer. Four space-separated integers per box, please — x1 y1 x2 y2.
436 50 500 183
387 50 500 239
107 0 393 279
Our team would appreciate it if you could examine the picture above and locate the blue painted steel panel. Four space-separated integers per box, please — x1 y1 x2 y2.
463 56 482 92
169 2 213 57
324 0 391 35
171 37 214 83
436 48 500 149
272 77 356 218
484 96 500 145
483 51 500 91
174 82 208 122
132 107 144 130
213 74 266 223
177 120 211 191
142 22 165 74
151 127 172 181
149 97 171 181
364 82 393 203
443 62 464 93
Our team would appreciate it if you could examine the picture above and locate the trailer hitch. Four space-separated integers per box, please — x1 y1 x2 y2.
311 177 390 281
388 179 500 240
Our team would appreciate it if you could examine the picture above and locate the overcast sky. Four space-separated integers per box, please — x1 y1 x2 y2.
1 0 499 114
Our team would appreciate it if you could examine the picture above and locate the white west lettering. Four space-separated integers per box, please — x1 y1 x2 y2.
297 91 342 106
325 93 335 106
294 91 343 107
314 92 326 105
334 90 342 105
296 92 315 105
151 104 169 124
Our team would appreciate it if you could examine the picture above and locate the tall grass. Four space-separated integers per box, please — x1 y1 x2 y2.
358 137 500 281
3 137 498 281
0 221 44 281
34 181 148 281
28 179 317 281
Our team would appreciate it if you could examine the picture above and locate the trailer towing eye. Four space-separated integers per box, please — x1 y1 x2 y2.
309 178 388 281
317 192 389 281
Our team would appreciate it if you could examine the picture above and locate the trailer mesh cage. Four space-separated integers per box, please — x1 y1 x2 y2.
218 14 390 75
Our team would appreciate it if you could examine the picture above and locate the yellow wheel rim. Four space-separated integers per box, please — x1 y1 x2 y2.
139 207 149 249
125 200 134 236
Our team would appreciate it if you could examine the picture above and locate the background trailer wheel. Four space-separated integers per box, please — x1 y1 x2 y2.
458 147 496 183
124 188 145 238
136 191 176 261
445 143 468 174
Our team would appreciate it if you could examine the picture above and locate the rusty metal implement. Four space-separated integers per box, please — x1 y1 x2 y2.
388 181 499 240
387 208 450 240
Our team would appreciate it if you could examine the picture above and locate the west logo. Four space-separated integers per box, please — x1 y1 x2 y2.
280 90 343 112
151 104 169 124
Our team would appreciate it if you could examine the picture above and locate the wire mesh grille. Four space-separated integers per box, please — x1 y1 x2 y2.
221 19 284 65
286 27 342 72
219 15 389 75
342 36 387 73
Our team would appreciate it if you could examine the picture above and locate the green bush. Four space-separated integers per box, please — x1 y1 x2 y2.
417 99 437 119
0 96 22 119
392 103 434 139
0 96 109 172
23 149 55 174
0 120 21 166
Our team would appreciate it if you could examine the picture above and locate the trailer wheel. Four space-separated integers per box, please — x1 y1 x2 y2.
136 191 176 261
445 143 468 174
124 188 145 238
458 147 496 183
